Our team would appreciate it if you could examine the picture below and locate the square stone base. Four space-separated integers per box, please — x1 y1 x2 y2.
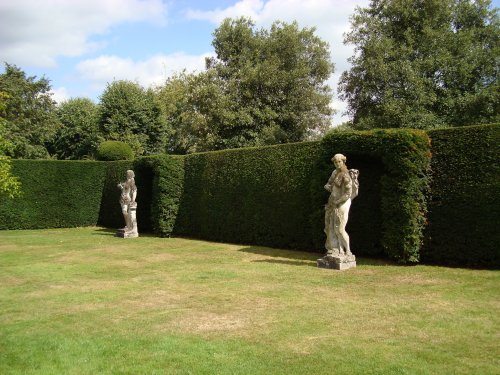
317 255 356 270
116 229 139 238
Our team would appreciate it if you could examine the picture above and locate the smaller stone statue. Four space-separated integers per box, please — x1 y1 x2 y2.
116 169 138 238
318 154 359 270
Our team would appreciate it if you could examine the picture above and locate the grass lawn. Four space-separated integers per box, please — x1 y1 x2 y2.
0 227 499 374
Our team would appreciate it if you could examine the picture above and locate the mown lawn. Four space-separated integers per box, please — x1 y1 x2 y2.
0 227 498 374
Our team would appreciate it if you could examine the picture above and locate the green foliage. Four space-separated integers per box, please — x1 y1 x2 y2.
0 92 21 198
99 80 170 156
423 124 500 268
174 142 325 250
156 71 225 154
0 63 59 158
321 129 431 262
339 0 500 129
50 97 100 159
6 126 499 268
97 155 182 235
148 155 185 236
158 129 429 263
97 140 134 161
0 160 107 229
0 155 21 198
157 17 334 153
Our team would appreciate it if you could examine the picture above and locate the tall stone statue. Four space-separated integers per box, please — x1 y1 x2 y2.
116 169 139 238
317 154 359 270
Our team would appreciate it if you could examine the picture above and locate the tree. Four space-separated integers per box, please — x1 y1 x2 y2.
210 17 334 147
49 98 100 159
98 80 170 156
339 0 500 130
0 92 21 198
157 17 334 153
157 70 239 153
0 63 59 158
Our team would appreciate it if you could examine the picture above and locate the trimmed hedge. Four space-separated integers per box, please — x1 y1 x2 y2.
97 141 134 161
3 125 496 268
157 129 430 263
97 160 134 229
423 124 500 268
149 155 184 237
320 129 431 263
96 158 158 232
1 159 156 232
174 142 325 250
0 160 107 229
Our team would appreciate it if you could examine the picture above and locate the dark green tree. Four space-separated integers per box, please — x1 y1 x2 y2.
339 0 499 129
158 17 334 153
50 98 100 159
0 63 59 158
99 80 170 156
208 17 334 148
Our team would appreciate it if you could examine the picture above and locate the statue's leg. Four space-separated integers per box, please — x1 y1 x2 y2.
122 204 131 230
324 207 333 252
337 201 351 255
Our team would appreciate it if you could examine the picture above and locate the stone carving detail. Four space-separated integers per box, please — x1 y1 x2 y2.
116 169 138 238
317 154 359 270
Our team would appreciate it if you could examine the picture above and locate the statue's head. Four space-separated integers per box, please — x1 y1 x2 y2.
126 170 135 179
331 154 347 169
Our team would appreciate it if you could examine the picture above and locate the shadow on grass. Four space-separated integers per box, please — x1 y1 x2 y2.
91 227 116 236
237 246 318 267
252 258 318 267
239 246 398 268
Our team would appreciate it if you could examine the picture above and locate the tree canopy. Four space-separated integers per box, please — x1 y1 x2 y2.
49 98 100 160
0 63 59 158
0 92 21 198
339 0 500 129
99 80 170 156
158 17 334 153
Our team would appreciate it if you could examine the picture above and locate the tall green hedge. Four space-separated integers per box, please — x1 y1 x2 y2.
3 125 496 267
97 158 159 232
320 129 431 262
174 142 325 250
423 124 500 267
148 155 184 237
97 160 134 229
1 159 157 232
0 160 107 229
155 129 430 263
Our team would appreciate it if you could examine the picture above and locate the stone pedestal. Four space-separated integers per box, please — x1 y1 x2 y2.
317 254 356 270
116 205 138 238
116 228 139 238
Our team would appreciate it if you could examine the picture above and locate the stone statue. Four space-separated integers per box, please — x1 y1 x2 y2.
116 169 138 238
317 154 359 270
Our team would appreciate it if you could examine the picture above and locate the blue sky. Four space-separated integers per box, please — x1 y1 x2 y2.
1 0 498 125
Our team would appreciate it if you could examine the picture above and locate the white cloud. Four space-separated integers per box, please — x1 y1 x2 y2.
50 86 70 104
0 0 167 68
75 52 213 92
186 0 265 23
186 0 369 124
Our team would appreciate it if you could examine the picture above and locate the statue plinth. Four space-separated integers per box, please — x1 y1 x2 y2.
116 204 138 238
317 254 356 270
116 228 139 238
